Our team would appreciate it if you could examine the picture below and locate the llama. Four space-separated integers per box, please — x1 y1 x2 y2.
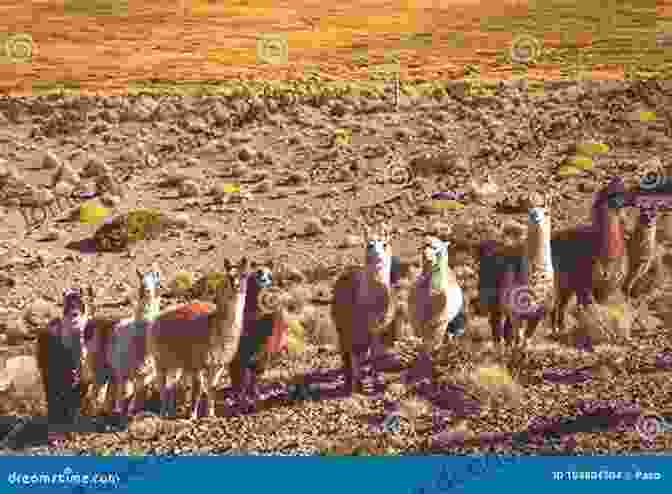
498 192 555 348
157 265 287 411
551 178 629 335
624 205 663 299
227 265 290 405
36 288 92 430
331 222 399 395
407 236 465 376
148 258 249 419
84 269 162 416
478 193 554 348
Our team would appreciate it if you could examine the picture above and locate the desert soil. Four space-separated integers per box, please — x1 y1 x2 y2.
0 0 670 458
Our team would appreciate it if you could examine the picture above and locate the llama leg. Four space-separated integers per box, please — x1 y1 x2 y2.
127 375 146 416
157 370 170 418
502 317 514 346
489 308 503 347
553 287 572 335
342 350 357 395
190 372 202 421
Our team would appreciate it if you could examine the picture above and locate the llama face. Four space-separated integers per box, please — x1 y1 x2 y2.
422 236 448 273
225 257 250 293
139 270 160 297
63 288 86 319
255 267 273 289
528 206 548 226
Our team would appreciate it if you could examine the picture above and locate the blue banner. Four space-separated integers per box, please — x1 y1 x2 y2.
0 456 669 493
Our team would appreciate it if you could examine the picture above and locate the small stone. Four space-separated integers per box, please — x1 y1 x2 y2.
24 299 58 327
237 146 255 161
82 156 109 177
253 180 272 193
39 228 60 242
173 213 190 227
4 318 31 342
178 179 200 197
304 218 325 236
100 193 121 207
42 150 61 169
341 234 361 248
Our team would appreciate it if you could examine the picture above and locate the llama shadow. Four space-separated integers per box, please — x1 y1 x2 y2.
429 408 642 452
542 367 593 384
212 354 406 418
0 414 125 451
65 238 98 254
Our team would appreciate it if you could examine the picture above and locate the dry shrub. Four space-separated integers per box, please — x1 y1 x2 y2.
572 301 634 344
285 285 311 314
299 304 338 346
461 363 523 406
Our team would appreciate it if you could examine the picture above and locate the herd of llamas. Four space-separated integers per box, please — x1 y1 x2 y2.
33 174 668 447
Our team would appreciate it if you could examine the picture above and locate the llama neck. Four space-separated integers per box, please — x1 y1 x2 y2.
62 313 88 335
634 208 658 260
214 277 247 333
365 251 391 287
136 297 161 321
596 205 625 258
430 255 451 291
527 221 554 275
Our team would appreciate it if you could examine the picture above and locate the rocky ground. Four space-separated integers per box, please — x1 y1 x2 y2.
0 77 671 455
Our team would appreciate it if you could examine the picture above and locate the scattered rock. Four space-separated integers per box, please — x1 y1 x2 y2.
0 356 42 399
42 150 61 169
178 179 200 197
23 299 58 328
304 218 325 236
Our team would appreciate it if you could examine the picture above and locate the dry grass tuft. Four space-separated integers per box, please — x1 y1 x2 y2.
572 301 634 344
